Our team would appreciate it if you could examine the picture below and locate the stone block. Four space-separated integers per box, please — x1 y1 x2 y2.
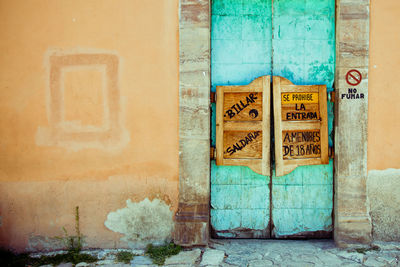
131 256 153 266
335 177 368 214
175 203 209 223
180 27 210 42
337 18 369 44
179 139 210 203
174 221 208 246
339 0 370 5
337 53 368 68
179 105 209 139
248 259 274 267
200 249 225 266
335 215 372 245
337 42 369 61
180 39 209 62
179 87 209 108
164 249 202 265
180 60 209 73
180 0 209 28
180 70 210 88
339 3 369 20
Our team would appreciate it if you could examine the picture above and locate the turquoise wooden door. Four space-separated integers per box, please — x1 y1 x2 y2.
211 0 335 238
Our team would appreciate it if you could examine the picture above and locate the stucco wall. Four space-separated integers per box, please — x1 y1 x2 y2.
367 169 400 241
368 0 400 170
368 0 400 241
0 0 179 252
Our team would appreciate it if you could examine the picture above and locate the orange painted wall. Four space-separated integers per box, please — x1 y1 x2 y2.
368 0 400 170
0 0 179 251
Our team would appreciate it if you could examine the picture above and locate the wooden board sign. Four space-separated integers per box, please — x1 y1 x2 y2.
282 129 321 160
216 76 270 176
273 76 329 176
281 92 320 121
223 92 263 121
223 131 262 159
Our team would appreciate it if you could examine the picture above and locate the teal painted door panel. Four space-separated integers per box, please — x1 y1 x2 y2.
211 0 272 238
211 162 270 237
271 0 335 237
211 0 272 91
271 161 334 237
210 0 335 238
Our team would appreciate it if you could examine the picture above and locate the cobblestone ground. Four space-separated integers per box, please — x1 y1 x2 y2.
35 240 400 267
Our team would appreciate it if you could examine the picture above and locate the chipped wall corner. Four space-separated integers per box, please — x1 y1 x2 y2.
104 198 174 247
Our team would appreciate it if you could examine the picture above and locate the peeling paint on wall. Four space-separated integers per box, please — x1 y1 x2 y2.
104 198 174 245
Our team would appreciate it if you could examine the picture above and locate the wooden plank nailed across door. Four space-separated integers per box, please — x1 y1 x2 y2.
273 76 329 176
216 76 271 176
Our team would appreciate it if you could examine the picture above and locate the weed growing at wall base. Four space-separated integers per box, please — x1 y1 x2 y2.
0 206 97 266
116 251 135 263
56 206 83 253
146 242 182 265
0 249 97 267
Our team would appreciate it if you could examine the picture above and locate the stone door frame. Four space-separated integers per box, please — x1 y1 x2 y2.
175 0 371 247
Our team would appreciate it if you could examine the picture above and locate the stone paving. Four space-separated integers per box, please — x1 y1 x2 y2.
36 240 400 267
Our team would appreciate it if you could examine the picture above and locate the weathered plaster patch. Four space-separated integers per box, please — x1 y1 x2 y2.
368 168 400 241
105 198 174 245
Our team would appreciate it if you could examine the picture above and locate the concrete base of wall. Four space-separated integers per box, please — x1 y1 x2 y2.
368 169 400 241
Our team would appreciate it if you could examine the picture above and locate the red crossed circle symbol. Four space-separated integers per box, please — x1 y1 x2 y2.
346 69 362 86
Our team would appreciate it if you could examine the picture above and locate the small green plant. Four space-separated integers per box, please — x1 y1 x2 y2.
353 246 380 254
38 206 96 266
57 206 82 253
0 207 97 266
146 242 182 265
116 251 135 263
34 252 97 266
0 249 97 267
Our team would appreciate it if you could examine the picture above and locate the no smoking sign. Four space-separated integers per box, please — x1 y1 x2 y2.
342 69 365 100
346 69 362 86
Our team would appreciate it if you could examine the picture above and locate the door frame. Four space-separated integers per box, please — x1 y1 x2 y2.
174 0 371 247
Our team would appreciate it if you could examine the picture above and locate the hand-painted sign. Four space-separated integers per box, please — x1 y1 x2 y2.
346 69 362 86
281 92 320 121
216 76 270 176
341 88 365 100
273 76 329 176
282 130 321 159
223 92 262 121
223 131 262 159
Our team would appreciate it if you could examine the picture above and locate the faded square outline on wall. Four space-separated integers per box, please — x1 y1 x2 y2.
36 51 129 151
